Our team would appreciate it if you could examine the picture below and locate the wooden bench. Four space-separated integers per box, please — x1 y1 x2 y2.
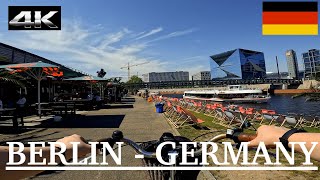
50 102 76 116
0 108 21 128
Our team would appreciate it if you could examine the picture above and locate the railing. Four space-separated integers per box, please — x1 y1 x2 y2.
124 79 303 89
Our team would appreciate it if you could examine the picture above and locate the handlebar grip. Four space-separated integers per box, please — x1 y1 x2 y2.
237 133 257 142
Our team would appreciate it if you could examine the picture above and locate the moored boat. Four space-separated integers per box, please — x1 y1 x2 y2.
183 85 270 103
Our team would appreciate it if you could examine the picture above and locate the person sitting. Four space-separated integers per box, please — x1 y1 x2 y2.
94 93 102 109
0 97 3 109
16 94 26 108
87 93 93 101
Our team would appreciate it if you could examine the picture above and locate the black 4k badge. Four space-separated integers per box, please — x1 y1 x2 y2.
8 6 61 30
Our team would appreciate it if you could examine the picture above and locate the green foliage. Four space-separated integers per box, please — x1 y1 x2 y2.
127 75 143 84
0 70 25 87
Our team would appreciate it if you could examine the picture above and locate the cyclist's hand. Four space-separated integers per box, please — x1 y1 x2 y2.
56 134 92 157
248 125 289 148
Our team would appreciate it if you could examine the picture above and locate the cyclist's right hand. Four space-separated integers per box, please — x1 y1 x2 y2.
248 125 289 148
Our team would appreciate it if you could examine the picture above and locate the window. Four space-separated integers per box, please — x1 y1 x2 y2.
303 53 309 58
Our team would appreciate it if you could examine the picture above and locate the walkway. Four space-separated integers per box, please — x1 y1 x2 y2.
0 97 176 180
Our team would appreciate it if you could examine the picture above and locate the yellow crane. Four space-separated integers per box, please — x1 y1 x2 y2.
120 62 149 80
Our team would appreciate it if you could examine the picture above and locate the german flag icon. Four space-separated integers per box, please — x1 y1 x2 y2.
262 1 318 35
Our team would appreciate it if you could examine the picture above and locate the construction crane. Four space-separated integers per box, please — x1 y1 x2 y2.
120 62 149 80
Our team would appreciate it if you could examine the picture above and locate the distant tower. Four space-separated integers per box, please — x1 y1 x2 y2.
285 50 299 79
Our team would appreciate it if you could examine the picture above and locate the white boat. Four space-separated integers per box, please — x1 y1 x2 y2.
183 85 270 103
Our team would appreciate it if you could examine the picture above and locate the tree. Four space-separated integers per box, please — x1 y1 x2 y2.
97 69 106 78
0 70 25 87
127 75 143 84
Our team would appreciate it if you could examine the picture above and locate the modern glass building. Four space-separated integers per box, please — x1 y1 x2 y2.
285 49 299 79
302 49 320 79
210 49 266 80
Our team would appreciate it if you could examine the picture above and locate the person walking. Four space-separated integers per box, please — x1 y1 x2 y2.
16 94 26 126
0 97 3 109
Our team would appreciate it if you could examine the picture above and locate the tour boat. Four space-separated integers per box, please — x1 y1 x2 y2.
183 85 270 103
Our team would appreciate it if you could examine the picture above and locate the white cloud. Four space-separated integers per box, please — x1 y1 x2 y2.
148 28 197 43
0 20 197 81
97 28 131 50
135 27 163 40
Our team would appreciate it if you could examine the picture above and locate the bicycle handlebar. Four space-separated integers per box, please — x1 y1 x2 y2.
96 129 257 159
96 130 157 158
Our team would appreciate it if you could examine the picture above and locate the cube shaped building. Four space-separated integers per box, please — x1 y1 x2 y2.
210 49 266 80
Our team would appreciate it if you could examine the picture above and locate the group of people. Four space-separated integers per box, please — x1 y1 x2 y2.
0 94 26 109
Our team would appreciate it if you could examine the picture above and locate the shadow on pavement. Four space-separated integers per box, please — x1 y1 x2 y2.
35 114 125 128
0 127 37 135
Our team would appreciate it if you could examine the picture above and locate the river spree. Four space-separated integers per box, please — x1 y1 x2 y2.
163 94 320 116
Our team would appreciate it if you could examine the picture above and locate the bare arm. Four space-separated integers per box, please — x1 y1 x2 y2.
288 133 320 161
249 125 320 161
0 134 91 180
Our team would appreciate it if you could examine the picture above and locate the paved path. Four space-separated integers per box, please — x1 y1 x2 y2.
1 97 176 180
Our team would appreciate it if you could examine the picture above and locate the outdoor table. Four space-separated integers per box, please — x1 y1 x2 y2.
0 108 19 128
31 103 52 117
64 100 93 110
31 102 50 107
50 102 76 116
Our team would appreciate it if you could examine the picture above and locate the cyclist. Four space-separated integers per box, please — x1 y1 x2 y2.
0 125 319 179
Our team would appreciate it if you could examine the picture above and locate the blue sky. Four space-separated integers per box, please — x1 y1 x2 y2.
0 0 319 80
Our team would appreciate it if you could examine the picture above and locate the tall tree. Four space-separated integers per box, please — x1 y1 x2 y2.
0 70 25 87
127 75 143 84
97 69 107 78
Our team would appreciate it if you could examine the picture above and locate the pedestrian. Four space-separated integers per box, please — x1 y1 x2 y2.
0 96 3 109
94 93 102 109
16 94 26 126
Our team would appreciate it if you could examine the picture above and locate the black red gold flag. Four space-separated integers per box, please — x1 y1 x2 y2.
262 2 318 35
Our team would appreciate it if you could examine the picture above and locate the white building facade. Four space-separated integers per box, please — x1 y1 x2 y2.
192 71 211 80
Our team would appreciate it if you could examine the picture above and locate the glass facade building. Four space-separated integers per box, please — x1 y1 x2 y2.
210 49 266 80
302 49 320 79
285 49 299 79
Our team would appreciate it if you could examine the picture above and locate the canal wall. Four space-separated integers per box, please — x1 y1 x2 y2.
274 89 319 94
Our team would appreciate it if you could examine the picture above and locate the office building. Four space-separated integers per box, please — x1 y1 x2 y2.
210 49 266 80
285 50 299 79
192 71 211 80
142 71 189 82
302 49 320 79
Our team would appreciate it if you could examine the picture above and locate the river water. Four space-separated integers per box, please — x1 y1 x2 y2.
163 94 320 116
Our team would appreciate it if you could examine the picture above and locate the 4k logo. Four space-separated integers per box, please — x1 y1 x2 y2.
8 6 61 30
